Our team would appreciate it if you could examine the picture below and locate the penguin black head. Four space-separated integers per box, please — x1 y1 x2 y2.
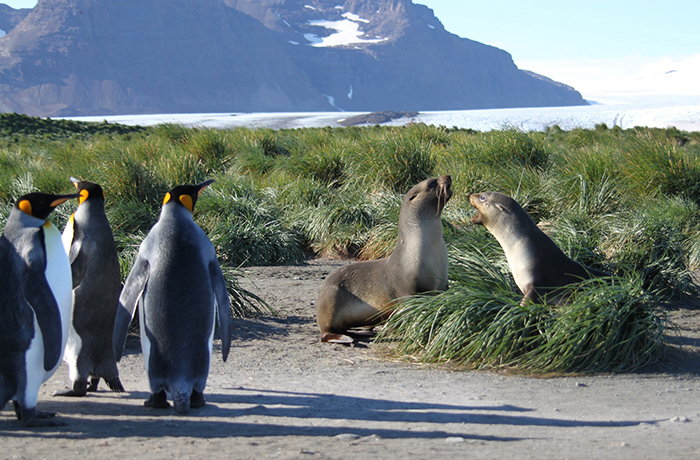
70 177 105 205
15 192 80 220
162 179 215 213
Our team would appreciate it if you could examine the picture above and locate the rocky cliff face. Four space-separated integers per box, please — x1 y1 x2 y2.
0 0 330 116
233 0 586 111
0 0 586 117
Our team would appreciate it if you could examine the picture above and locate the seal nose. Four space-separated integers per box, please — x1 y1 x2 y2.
438 175 453 201
435 175 453 215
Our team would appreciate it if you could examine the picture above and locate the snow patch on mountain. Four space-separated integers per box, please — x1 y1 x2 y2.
304 12 387 47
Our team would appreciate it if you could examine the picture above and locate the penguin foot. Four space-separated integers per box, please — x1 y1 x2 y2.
53 380 89 397
144 391 170 409
52 389 87 397
13 403 65 427
104 377 125 393
87 377 100 392
190 390 206 409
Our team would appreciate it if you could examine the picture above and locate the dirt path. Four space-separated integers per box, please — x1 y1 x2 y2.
2 259 700 459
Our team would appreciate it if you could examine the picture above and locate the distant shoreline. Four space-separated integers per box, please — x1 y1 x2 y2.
63 96 700 132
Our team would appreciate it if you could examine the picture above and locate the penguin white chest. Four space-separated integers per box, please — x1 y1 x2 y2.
42 222 73 367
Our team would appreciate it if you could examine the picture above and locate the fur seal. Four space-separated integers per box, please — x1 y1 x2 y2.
316 175 453 343
469 191 608 305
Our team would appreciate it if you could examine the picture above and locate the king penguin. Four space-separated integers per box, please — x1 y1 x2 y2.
113 179 232 414
0 192 78 426
54 178 124 397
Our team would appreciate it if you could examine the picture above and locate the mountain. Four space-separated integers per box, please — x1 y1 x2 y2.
0 0 586 117
0 4 30 35
230 0 586 112
0 0 330 116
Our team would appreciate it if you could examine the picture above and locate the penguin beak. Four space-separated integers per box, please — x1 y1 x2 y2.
50 193 81 208
196 179 215 197
69 176 80 188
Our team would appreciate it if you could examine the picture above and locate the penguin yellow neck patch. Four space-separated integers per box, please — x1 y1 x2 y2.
163 192 172 205
19 199 32 216
179 195 194 212
79 189 89 205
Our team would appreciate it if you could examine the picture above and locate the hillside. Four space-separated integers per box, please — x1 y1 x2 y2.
0 0 586 116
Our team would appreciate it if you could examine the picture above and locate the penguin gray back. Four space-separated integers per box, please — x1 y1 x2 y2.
113 179 232 414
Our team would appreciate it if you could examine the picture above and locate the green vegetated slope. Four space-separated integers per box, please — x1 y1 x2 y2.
2 114 699 373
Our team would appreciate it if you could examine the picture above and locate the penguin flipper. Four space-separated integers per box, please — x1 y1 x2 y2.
209 260 231 362
68 242 88 289
113 257 149 361
24 269 63 371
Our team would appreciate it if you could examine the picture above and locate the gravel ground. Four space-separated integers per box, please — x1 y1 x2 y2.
2 259 700 460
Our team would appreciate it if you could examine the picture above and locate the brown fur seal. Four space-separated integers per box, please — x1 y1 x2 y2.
316 175 453 343
469 191 608 306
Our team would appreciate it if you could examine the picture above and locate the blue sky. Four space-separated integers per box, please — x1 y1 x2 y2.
3 0 699 102
0 0 33 9
418 0 700 102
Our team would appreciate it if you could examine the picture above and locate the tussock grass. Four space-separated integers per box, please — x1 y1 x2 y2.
197 180 304 266
1 115 697 360
345 127 436 192
378 239 669 374
601 197 700 300
621 131 700 201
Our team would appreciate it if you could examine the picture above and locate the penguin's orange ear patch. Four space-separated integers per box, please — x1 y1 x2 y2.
163 192 172 205
179 195 194 212
79 189 89 205
19 199 32 216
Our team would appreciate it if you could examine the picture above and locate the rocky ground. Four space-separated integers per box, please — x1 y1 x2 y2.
2 259 700 459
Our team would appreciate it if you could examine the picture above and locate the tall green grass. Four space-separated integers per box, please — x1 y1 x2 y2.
1 116 698 367
377 232 669 374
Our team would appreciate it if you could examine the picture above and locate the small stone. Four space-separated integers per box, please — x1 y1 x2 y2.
576 382 587 387
445 437 465 443
669 416 690 423
621 442 629 447
334 433 360 441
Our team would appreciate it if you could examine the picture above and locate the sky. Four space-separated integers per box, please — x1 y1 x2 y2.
2 0 699 104
417 0 700 103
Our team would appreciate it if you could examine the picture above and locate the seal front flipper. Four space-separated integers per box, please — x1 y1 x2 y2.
24 262 63 372
209 259 231 361
113 257 149 361
520 285 540 306
321 332 354 344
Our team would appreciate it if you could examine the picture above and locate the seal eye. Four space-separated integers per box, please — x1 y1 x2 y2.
427 180 437 190
480 194 487 202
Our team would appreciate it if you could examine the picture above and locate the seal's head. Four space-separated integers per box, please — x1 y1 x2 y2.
469 191 535 232
404 175 453 217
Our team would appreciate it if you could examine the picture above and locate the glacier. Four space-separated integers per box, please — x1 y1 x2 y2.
64 95 700 132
